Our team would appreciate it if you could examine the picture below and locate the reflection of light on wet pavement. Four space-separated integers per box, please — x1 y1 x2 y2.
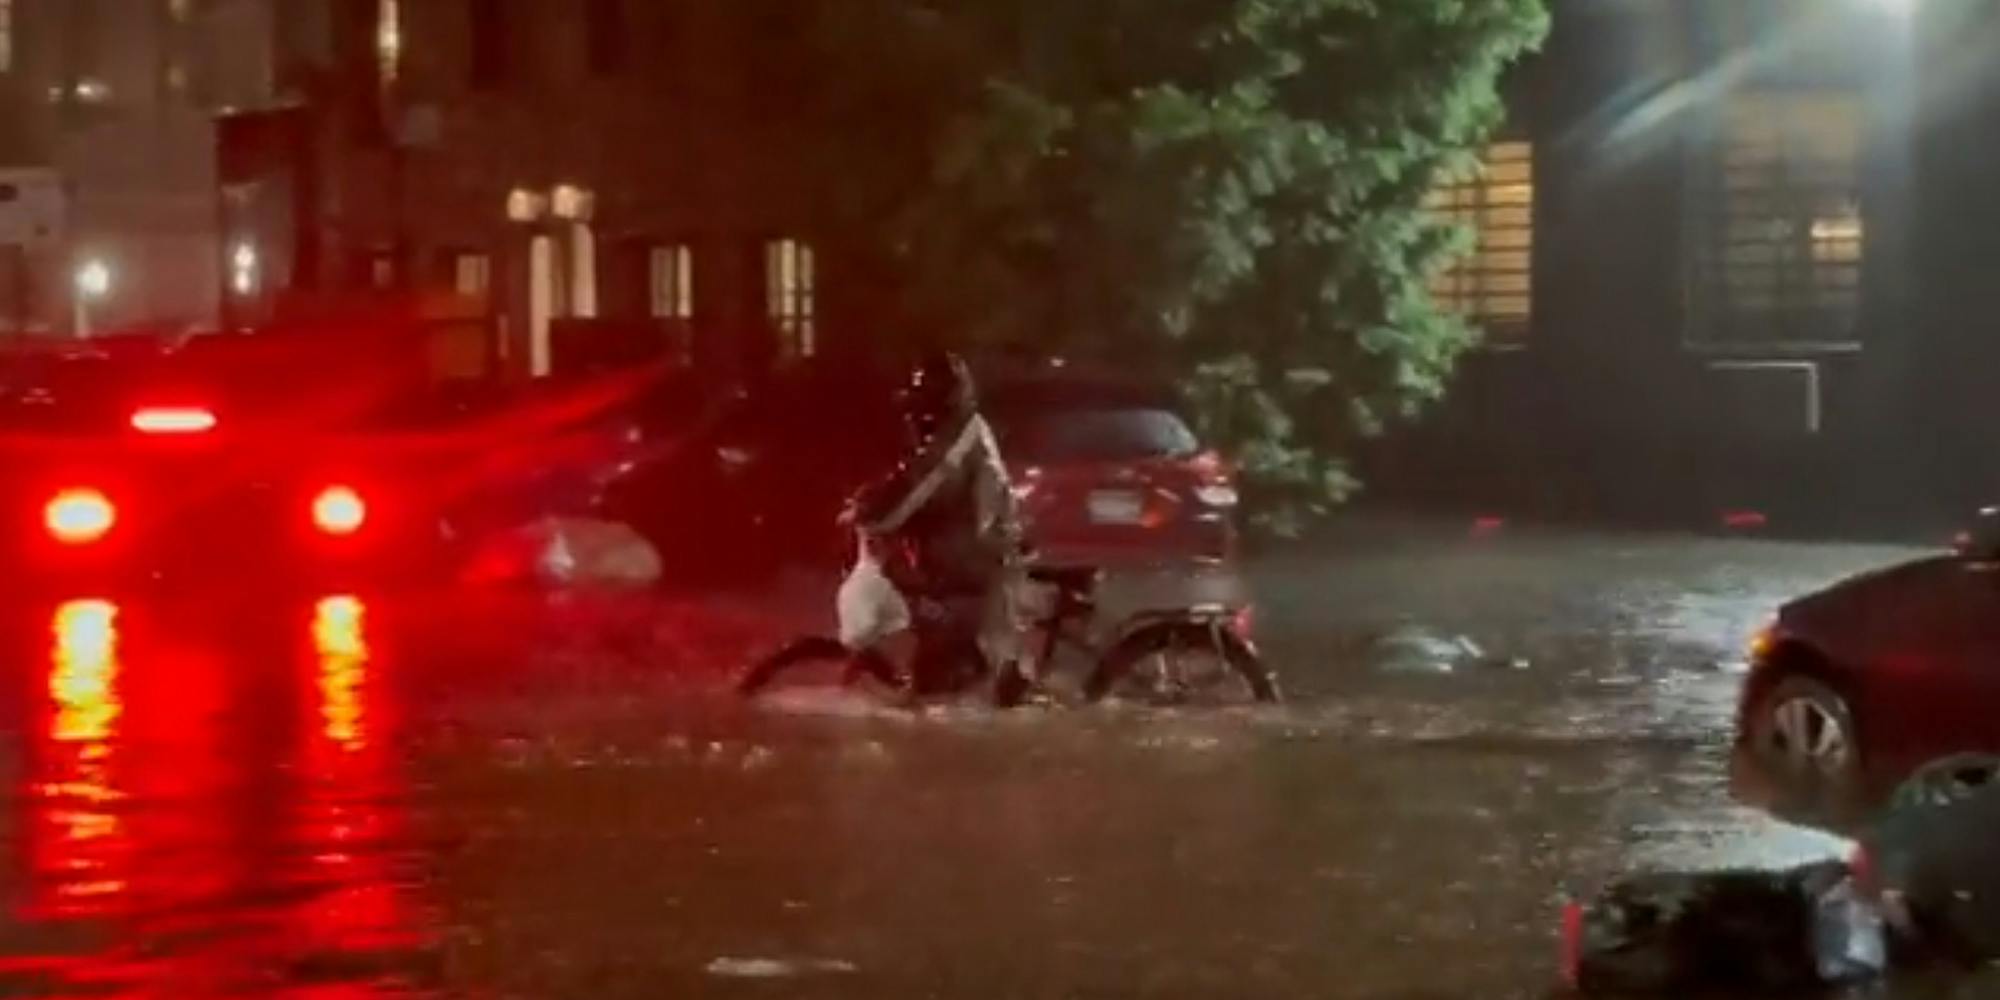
313 596 370 751
50 600 121 744
31 600 130 918
2 596 436 995
299 595 425 962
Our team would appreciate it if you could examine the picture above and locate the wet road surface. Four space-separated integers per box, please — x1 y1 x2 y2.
0 521 1988 998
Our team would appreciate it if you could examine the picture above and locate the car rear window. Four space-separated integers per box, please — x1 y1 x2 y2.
0 333 477 435
997 407 1200 464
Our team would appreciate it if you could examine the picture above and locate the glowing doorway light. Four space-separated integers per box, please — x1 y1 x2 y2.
230 242 259 296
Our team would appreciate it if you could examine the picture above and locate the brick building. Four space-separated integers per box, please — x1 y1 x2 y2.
0 0 830 377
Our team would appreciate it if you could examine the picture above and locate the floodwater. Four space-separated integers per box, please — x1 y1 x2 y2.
0 522 1988 998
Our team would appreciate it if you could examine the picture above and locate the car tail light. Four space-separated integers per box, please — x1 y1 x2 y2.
131 406 217 435
45 489 117 545
311 486 368 536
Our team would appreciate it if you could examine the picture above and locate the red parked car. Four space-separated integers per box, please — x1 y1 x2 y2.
987 374 1239 568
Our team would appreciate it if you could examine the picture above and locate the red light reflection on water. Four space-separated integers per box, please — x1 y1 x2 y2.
314 596 371 751
9 597 432 996
27 600 130 919
296 596 415 956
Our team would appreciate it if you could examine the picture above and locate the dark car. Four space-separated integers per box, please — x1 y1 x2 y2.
0 327 663 590
596 363 903 583
598 360 1238 583
987 375 1238 567
1734 507 2000 814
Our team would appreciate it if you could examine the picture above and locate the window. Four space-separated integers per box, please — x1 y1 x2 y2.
469 0 508 88
766 239 817 359
452 252 492 302
648 245 693 321
585 0 627 76
0 0 13 74
1688 90 1864 349
1427 140 1534 338
997 408 1202 465
376 0 401 89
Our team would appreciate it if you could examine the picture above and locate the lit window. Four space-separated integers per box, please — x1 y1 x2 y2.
0 0 13 74
453 252 492 301
649 245 693 321
1689 91 1864 348
377 0 402 89
1427 140 1535 338
766 238 816 359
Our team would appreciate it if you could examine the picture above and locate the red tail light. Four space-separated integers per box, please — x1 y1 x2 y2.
130 406 217 435
311 486 368 536
45 489 117 545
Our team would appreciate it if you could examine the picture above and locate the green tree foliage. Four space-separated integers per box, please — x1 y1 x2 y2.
799 0 1550 530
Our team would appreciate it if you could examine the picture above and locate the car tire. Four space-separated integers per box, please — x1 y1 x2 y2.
1747 674 1863 788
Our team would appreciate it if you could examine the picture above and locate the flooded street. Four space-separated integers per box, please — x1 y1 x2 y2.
0 521 1981 998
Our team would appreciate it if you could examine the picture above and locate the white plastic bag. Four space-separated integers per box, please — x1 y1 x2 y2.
837 542 911 651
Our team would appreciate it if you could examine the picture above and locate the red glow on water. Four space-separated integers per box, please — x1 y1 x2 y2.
13 595 430 988
1560 899 1584 988
1721 510 1769 530
29 600 129 919
312 596 370 750
1471 516 1507 537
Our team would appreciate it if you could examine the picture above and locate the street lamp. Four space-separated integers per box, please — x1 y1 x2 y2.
73 258 110 337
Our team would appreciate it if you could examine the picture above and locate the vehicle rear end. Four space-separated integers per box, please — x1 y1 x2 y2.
991 379 1239 568
0 332 484 593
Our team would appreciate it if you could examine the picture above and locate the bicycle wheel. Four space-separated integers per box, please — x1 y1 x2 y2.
1084 620 1279 705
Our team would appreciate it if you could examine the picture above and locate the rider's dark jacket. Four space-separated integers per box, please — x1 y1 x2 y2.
862 409 1022 597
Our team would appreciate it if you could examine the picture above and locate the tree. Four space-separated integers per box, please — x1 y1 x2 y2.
801 0 1550 531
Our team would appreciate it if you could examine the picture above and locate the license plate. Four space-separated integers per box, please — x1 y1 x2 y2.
1087 490 1144 525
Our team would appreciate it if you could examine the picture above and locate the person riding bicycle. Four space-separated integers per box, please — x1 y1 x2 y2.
841 352 1034 704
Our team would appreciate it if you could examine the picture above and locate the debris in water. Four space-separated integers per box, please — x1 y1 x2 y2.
1374 625 1520 674
706 957 858 979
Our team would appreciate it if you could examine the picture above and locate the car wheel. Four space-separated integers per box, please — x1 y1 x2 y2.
1748 675 1862 785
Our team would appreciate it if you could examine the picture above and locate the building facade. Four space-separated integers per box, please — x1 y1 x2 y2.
6 0 1998 526
0 0 284 333
1379 0 1996 530
1 0 833 378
